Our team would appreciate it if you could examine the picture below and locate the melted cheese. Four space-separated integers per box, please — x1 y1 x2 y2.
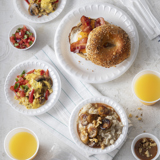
77 32 88 41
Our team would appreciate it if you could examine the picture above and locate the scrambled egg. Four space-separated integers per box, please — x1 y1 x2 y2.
29 0 58 16
15 69 53 109
41 0 57 14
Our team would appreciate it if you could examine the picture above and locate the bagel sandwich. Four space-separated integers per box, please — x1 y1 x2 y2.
69 15 131 68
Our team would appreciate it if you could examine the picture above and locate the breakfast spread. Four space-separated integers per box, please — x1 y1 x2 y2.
10 25 35 49
134 138 157 160
10 69 53 109
3 2 160 160
69 16 131 68
77 103 123 149
25 0 59 17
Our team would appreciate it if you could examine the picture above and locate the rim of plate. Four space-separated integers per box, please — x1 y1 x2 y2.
54 3 139 83
4 59 61 116
13 0 67 23
69 96 128 154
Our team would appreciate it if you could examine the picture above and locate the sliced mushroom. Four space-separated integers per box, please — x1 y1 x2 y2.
100 118 112 130
87 114 98 123
28 3 39 16
34 75 53 87
88 141 96 147
35 75 45 82
38 96 45 104
88 125 98 138
79 114 88 126
45 77 53 87
80 132 89 144
98 106 110 116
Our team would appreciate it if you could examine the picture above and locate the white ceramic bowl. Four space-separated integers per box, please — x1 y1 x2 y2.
4 59 61 116
69 96 128 154
13 0 67 23
132 69 160 105
8 24 37 51
131 133 160 160
4 127 39 160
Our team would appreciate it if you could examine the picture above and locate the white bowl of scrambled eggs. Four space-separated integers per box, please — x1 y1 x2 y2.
4 60 61 116
14 0 67 23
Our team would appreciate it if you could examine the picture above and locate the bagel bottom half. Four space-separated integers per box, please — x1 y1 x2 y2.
86 24 131 68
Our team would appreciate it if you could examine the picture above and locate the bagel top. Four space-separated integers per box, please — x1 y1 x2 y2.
86 24 131 68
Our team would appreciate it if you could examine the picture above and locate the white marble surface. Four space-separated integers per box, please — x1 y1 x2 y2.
1 0 160 159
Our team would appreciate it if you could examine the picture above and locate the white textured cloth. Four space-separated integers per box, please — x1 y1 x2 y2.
30 45 133 160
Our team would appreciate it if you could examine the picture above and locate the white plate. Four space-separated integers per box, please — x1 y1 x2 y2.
14 0 67 23
54 3 139 83
4 60 61 116
69 96 128 154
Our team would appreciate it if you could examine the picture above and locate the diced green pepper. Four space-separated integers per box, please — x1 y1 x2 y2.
14 83 19 89
20 86 24 90
14 43 19 47
29 41 33 46
24 35 27 39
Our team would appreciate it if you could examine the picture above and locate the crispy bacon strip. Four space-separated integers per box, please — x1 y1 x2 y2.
95 17 105 27
80 16 92 33
70 38 88 53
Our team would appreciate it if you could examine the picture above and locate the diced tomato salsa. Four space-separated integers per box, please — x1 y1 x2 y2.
10 25 35 49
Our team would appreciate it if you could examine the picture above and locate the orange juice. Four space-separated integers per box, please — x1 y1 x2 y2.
9 132 37 160
134 73 160 102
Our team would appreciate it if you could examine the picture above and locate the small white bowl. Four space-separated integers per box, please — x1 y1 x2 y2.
69 96 128 154
4 127 39 160
132 70 160 105
131 133 160 160
8 24 37 50
4 59 61 116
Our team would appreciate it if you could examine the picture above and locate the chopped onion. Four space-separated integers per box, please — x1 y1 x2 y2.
16 38 21 42
19 32 21 35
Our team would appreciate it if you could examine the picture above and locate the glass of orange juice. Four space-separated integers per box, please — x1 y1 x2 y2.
4 127 39 160
132 70 160 105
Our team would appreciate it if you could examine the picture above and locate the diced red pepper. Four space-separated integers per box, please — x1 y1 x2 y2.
19 90 25 97
45 90 49 100
26 43 30 47
25 0 30 5
23 80 29 84
22 39 27 43
15 32 22 39
40 70 45 75
30 37 35 41
27 69 35 74
15 93 20 99
20 29 25 38
29 89 34 103
10 36 16 44
27 83 31 88
10 86 15 91
23 25 28 32
45 69 49 77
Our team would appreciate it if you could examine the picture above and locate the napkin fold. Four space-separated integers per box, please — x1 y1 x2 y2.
29 45 133 160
